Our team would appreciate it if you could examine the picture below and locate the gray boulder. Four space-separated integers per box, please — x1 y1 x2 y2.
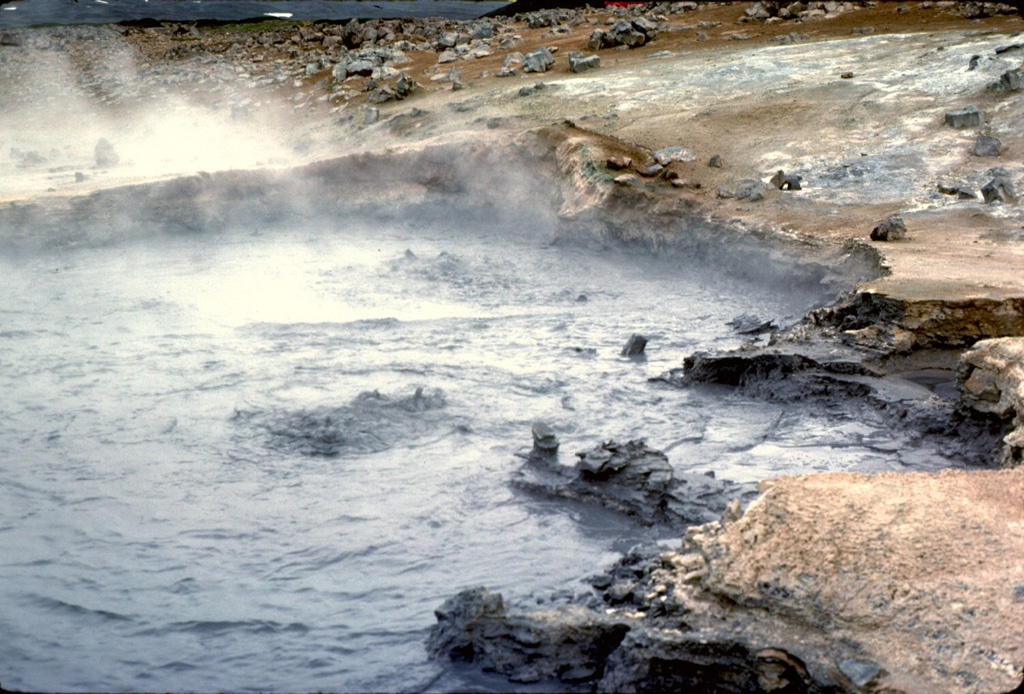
769 169 802 190
988 68 1023 92
394 71 419 98
590 18 657 49
870 217 907 241
734 179 765 201
653 145 696 165
971 134 1001 157
621 333 647 356
937 181 977 199
522 47 554 73
944 105 983 128
982 177 1016 204
567 51 601 73
606 20 647 48
531 421 559 457
347 58 376 76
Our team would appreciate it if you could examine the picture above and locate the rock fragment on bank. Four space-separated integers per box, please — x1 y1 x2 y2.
512 437 754 530
959 337 1024 466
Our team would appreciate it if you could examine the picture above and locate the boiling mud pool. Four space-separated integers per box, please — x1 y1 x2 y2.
0 218 958 692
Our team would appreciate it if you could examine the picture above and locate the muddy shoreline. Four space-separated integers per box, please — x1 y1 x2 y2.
2 2 1024 692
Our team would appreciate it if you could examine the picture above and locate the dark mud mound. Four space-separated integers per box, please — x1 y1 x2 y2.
233 386 451 456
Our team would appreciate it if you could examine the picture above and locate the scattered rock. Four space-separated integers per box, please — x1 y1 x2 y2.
988 67 1023 92
621 333 647 356
972 134 1002 157
638 163 663 177
870 216 906 241
652 145 696 165
427 586 630 687
522 46 554 73
512 437 754 529
708 154 723 168
769 169 802 190
726 314 776 335
944 105 983 128
937 181 977 199
394 71 419 98
840 70 854 78
671 178 701 189
531 421 559 457
982 176 1016 204
589 18 657 50
567 51 601 73
94 138 119 167
613 173 639 185
959 337 1024 466
606 156 632 170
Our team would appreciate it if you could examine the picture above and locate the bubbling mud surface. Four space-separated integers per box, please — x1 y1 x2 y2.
0 198 982 692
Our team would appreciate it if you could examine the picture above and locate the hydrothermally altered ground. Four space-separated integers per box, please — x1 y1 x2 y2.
2 2 1024 692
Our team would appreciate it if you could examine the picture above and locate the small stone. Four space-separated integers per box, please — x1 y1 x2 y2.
364 106 380 124
614 173 639 186
394 72 419 98
653 146 696 165
531 421 559 455
981 177 1016 204
870 217 907 241
988 68 1023 92
937 182 977 199
74 171 86 183
523 47 554 73
840 71 854 79
568 51 601 73
735 179 766 201
972 135 1001 157
671 179 700 189
944 105 983 129
606 156 632 170
769 170 802 190
838 659 882 688
708 154 723 168
94 138 119 167
621 334 648 356
638 164 663 177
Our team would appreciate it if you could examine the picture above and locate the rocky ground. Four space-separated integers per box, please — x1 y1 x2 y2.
3 2 1024 692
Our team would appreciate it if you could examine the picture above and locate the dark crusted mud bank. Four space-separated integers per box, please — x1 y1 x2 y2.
430 450 1024 694
418 138 1024 694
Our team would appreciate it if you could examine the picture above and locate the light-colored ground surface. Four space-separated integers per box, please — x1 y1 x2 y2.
682 461 1024 693
3 2 1023 304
